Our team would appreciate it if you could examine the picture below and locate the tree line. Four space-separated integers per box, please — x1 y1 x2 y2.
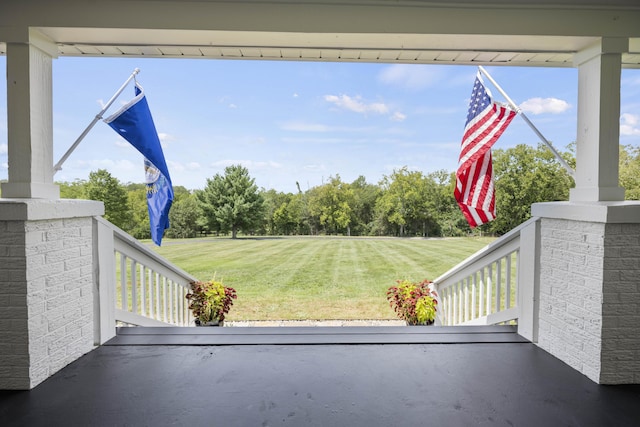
54 144 640 240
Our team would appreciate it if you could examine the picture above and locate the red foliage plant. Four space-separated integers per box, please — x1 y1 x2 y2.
386 279 438 325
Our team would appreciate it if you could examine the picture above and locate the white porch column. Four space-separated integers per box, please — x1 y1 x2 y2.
1 29 59 199
528 37 640 385
569 37 627 202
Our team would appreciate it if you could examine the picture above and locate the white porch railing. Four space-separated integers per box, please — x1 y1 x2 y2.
93 217 197 344
432 217 540 341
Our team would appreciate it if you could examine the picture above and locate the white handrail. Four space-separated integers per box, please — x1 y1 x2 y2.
94 217 196 343
433 217 540 329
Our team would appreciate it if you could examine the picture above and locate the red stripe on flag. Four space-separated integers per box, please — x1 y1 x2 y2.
455 101 515 228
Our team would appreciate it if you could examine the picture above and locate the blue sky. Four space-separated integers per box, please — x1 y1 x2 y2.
0 57 639 193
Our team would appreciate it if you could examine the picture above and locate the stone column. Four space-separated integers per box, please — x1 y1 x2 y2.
1 29 59 199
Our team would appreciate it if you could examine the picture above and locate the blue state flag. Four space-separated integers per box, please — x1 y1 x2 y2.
104 82 173 245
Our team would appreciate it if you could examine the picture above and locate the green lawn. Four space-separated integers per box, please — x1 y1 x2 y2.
151 236 494 321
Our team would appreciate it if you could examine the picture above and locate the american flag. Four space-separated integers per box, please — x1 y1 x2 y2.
455 71 516 228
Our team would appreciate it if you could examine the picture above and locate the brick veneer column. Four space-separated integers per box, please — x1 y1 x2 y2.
537 218 606 382
533 202 640 384
601 223 640 384
0 200 103 389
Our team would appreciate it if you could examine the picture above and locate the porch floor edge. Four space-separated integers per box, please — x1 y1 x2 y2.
106 325 529 345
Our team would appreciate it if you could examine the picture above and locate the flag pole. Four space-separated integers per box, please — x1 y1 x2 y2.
478 65 575 178
53 68 141 174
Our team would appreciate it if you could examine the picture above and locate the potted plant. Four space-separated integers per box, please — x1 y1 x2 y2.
386 279 438 326
185 277 237 326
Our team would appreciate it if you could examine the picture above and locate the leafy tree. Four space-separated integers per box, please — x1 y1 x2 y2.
85 169 133 230
59 179 86 199
197 165 264 239
375 167 436 236
127 187 151 239
435 171 471 237
308 175 354 235
620 145 640 200
350 176 381 236
167 193 202 238
488 144 574 234
261 189 297 235
296 181 317 235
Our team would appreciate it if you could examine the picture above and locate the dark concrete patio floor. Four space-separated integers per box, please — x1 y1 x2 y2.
1 326 639 426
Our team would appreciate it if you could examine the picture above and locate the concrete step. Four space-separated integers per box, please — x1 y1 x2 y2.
106 325 528 345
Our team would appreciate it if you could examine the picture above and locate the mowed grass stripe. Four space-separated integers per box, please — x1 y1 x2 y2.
152 236 494 321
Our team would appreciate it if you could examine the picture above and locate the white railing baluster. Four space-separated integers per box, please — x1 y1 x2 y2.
463 278 469 322
96 217 197 328
131 260 138 315
471 272 477 320
432 217 539 327
168 280 173 324
178 286 183 326
162 276 167 322
496 259 502 312
446 288 452 325
506 255 512 309
155 272 160 320
458 282 463 324
140 266 146 316
119 254 127 311
515 250 520 307
479 269 485 317
485 266 492 315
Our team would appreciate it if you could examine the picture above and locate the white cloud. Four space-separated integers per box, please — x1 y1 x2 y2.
323 94 407 121
390 112 407 122
158 133 174 143
167 160 185 172
186 162 201 170
1 162 7 170
0 144 7 155
621 113 640 136
324 94 389 115
519 97 571 115
378 64 443 90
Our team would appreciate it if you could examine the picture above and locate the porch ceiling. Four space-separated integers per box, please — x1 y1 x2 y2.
1 1 639 67
1 28 639 68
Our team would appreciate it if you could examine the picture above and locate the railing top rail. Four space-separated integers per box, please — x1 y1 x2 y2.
433 216 540 285
94 216 197 284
